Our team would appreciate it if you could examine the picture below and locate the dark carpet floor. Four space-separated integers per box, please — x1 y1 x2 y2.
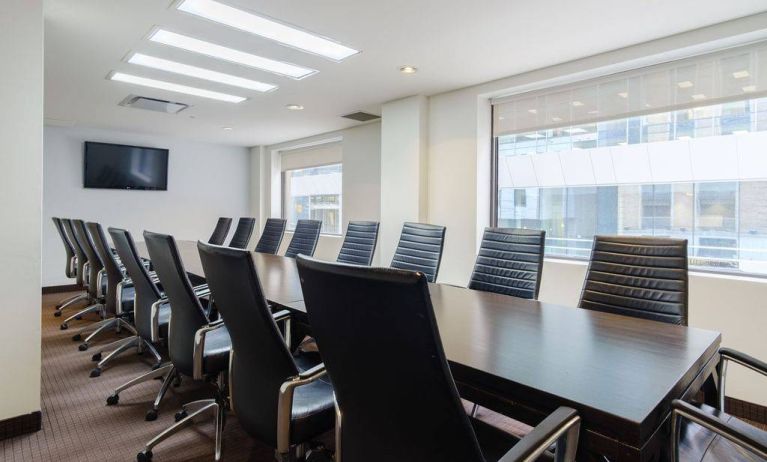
2 291 529 462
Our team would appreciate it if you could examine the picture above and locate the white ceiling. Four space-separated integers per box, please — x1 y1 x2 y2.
44 0 767 147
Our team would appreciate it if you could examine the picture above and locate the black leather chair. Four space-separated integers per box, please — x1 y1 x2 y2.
390 222 446 283
198 242 335 462
469 228 546 299
255 218 287 254
671 348 767 461
60 219 106 330
337 221 379 266
284 219 322 258
208 217 232 246
228 217 255 249
52 217 88 314
54 218 90 317
138 231 231 462
579 235 688 325
296 256 581 462
75 223 140 372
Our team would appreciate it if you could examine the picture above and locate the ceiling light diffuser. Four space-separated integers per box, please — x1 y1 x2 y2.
149 29 317 79
527 109 538 114
176 0 359 61
566 128 587 134
617 92 629 99
742 85 757 93
128 53 277 92
524 133 544 139
572 101 584 107
110 72 246 103
399 65 417 74
677 81 694 89
286 104 304 110
732 70 750 79
691 94 706 100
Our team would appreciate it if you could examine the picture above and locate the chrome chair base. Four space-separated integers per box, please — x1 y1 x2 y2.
75 317 137 351
54 292 88 316
89 335 162 377
60 303 103 330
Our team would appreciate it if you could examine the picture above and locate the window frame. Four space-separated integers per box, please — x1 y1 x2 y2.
281 161 344 236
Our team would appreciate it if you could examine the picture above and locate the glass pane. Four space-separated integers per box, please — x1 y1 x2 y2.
739 181 767 275
283 164 342 234
692 182 738 271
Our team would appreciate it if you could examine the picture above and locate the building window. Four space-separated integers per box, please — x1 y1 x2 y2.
283 163 343 235
493 95 767 275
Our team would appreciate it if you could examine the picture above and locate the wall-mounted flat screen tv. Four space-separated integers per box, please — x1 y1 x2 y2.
83 141 169 190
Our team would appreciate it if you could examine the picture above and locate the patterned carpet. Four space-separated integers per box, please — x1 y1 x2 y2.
1 291 529 462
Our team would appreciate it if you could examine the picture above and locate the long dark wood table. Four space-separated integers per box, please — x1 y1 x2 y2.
139 240 721 461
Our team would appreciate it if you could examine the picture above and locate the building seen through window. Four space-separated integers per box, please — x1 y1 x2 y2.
283 163 342 234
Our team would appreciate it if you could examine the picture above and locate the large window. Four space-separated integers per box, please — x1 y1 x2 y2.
283 163 342 235
492 42 767 275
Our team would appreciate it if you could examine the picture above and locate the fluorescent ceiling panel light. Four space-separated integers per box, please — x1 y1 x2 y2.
149 29 317 79
286 104 304 110
128 53 277 92
565 128 587 134
743 85 757 93
587 110 599 115
691 93 706 100
677 80 694 88
109 72 246 103
527 109 538 114
571 101 584 107
732 70 750 79
617 92 628 98
551 117 563 122
524 133 544 139
176 0 359 61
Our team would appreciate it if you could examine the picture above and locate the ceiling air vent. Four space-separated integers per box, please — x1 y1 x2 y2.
119 95 189 114
341 111 380 122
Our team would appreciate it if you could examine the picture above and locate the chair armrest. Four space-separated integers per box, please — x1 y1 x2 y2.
671 400 767 462
149 297 168 342
272 310 292 347
276 363 328 456
718 348 767 410
192 321 227 380
499 407 580 462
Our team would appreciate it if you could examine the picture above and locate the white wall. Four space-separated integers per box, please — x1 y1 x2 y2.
0 0 43 421
43 125 251 286
422 15 767 406
257 122 382 263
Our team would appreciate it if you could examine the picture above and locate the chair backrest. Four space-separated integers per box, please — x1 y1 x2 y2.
208 217 232 245
337 221 379 266
197 241 299 447
110 227 161 340
579 235 689 325
254 218 287 254
297 256 485 462
284 219 322 258
468 228 546 299
228 217 256 249
390 222 447 283
53 217 76 278
144 231 211 376
72 219 103 297
62 219 87 286
86 222 124 315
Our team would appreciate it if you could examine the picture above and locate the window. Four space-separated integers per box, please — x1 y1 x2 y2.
283 163 343 235
492 41 767 276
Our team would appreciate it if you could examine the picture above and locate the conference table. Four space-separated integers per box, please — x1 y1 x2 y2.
138 240 721 462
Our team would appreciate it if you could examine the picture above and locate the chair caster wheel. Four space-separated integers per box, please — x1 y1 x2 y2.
145 409 158 421
75 315 82 320
106 394 119 406
78 343 88 351
60 324 68 330
91 352 102 362
174 410 188 422
72 334 82 342
54 311 62 317
151 362 162 370
90 368 101 378
137 450 152 462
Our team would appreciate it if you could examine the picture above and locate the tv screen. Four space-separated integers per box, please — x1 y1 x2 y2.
83 142 169 190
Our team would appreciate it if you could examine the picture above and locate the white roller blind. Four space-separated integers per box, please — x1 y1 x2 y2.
492 41 767 137
280 142 342 171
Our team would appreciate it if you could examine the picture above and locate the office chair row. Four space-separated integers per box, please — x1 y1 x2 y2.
50 216 767 461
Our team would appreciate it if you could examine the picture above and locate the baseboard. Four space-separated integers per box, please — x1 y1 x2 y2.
0 411 41 440
727 396 767 425
42 284 80 294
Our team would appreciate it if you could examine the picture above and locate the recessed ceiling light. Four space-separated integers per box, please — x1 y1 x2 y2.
109 72 246 103
617 92 628 98
223 126 233 130
176 0 359 61
524 133 544 139
551 117 563 122
286 104 304 110
587 110 599 115
565 128 587 134
743 85 757 93
127 53 277 92
571 101 584 107
527 109 538 114
732 70 750 79
399 65 417 74
149 29 317 80
691 93 706 100
677 81 694 89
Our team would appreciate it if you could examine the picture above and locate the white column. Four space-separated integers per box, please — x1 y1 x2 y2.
0 0 43 423
380 95 429 264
